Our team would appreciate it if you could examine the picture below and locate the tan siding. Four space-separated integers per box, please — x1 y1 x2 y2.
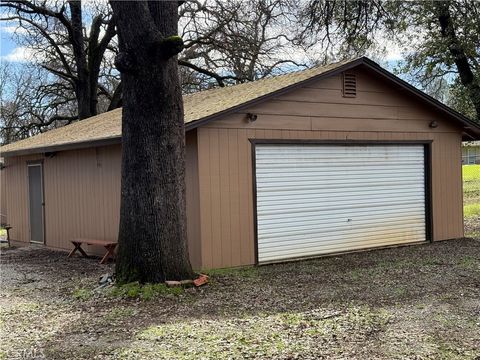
185 130 201 269
196 68 464 268
5 135 203 268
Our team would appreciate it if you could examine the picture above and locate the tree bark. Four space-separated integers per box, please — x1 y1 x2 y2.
110 0 194 283
435 1 480 122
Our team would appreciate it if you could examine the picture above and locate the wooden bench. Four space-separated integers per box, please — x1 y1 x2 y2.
0 225 12 247
68 238 117 264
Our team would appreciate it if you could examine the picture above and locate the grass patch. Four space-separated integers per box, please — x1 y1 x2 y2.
108 282 183 300
72 288 94 301
117 306 390 359
463 165 480 219
458 256 479 271
462 165 480 182
104 307 136 321
204 266 259 279
464 203 480 217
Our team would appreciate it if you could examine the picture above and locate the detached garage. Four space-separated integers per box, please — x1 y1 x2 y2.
1 57 479 269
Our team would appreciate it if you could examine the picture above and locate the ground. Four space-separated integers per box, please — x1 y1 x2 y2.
1 239 479 360
0 166 478 360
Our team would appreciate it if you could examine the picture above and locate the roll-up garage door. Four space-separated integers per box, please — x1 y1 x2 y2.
255 144 426 263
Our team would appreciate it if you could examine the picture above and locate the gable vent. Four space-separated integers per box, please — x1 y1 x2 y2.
343 73 357 98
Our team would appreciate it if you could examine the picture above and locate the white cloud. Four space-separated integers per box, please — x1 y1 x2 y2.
1 26 28 35
1 47 35 62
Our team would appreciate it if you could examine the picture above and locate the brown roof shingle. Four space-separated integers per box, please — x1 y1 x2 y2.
0 60 350 156
2 56 479 156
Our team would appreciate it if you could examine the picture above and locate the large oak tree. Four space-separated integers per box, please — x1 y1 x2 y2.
110 0 194 283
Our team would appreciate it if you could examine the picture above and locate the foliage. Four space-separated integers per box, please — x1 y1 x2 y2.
448 78 477 120
395 1 480 121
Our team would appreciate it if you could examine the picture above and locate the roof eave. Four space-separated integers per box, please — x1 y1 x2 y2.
186 57 480 140
0 136 121 158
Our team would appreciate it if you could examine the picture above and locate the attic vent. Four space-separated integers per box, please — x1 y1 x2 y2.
343 73 357 98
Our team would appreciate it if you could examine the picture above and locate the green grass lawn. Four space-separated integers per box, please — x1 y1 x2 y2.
463 164 480 217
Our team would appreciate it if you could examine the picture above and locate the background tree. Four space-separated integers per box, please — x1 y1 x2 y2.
0 0 118 125
0 62 78 142
294 0 399 62
110 0 194 283
397 0 480 121
179 0 306 91
1 0 309 141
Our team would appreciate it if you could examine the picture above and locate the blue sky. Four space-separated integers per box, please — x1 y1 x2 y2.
0 26 17 58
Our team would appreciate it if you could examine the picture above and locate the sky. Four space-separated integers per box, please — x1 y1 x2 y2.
1 16 406 66
0 26 18 60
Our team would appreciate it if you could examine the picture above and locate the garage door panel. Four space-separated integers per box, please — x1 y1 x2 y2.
258 215 426 235
258 210 426 229
259 224 426 244
255 144 427 263
256 164 425 174
259 227 426 252
257 190 425 205
257 184 425 197
258 210 426 231
257 195 425 210
260 235 424 262
258 200 425 217
256 177 424 189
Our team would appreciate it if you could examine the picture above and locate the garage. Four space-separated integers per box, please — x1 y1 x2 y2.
2 57 479 269
254 143 429 263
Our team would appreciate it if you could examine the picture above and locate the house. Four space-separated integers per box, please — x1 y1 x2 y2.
1 57 479 269
462 141 480 165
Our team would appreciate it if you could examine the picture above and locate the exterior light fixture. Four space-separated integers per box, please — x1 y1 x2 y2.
246 113 258 122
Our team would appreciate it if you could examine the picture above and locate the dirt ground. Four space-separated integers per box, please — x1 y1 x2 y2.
465 215 480 239
0 238 479 360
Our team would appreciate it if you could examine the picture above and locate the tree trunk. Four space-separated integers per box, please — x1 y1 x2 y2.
75 77 93 119
69 0 94 120
110 1 194 283
435 1 480 122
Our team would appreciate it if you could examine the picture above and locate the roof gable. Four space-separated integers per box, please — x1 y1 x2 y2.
1 57 479 157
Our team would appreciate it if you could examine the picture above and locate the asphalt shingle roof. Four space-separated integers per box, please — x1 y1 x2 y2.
0 60 350 156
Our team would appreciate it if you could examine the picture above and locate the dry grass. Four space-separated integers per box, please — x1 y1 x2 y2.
1 239 479 359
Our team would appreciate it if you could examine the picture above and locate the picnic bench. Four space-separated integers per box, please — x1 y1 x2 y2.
0 224 12 247
68 238 117 264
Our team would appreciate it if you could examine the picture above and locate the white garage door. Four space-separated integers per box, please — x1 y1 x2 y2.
255 144 426 263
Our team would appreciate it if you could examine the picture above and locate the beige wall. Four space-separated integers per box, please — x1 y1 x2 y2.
4 134 202 269
4 148 121 254
3 65 465 270
195 67 464 269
